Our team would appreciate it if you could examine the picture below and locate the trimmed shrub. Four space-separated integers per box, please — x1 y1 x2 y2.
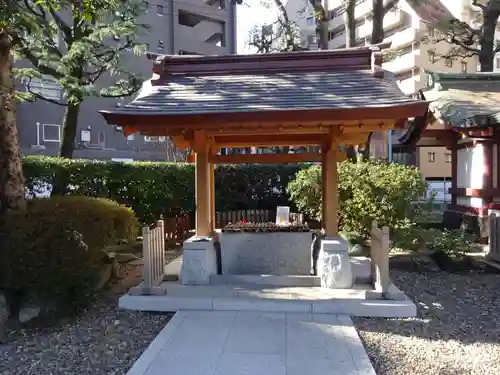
287 160 427 237
0 196 138 321
23 156 304 223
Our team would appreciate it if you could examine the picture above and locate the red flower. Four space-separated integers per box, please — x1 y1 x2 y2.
241 220 247 224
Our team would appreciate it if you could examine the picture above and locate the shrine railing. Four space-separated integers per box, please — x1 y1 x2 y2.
130 220 167 295
370 220 390 297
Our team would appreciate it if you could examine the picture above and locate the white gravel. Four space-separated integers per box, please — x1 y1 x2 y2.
353 256 500 375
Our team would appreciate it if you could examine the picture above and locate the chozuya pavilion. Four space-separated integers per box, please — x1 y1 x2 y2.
100 47 428 298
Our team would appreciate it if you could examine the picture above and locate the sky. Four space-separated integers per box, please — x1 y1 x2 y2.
236 0 281 53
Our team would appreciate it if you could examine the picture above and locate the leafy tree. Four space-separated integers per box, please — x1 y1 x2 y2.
418 0 500 72
13 0 148 158
247 0 302 53
287 161 426 237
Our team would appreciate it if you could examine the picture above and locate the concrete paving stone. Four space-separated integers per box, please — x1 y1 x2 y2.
214 352 286 375
125 311 379 375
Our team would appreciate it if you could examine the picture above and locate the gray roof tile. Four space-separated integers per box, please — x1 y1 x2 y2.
113 70 422 116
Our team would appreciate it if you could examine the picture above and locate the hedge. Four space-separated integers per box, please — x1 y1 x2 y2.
0 196 139 322
287 160 427 237
23 156 305 224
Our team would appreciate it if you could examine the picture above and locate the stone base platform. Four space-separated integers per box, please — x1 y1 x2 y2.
118 281 416 318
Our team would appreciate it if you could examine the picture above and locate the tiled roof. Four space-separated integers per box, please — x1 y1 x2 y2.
110 69 423 116
424 71 500 128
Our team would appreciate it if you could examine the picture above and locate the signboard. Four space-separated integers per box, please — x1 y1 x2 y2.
276 206 290 226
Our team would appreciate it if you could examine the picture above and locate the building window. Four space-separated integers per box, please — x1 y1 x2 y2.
307 34 317 47
81 130 91 142
157 4 163 15
157 40 164 53
306 16 315 26
428 50 436 63
98 131 106 144
144 135 166 142
496 57 500 70
445 153 452 163
444 57 453 67
25 77 61 100
42 124 61 143
428 152 436 163
461 61 467 73
428 26 435 37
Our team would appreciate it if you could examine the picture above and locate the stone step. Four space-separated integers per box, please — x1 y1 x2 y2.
210 274 321 287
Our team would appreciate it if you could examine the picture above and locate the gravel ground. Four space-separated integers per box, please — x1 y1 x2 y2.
0 251 182 375
353 255 500 375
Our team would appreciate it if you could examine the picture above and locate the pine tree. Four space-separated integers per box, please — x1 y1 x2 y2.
14 0 148 158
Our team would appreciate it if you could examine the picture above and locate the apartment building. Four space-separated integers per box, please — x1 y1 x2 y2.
285 0 478 180
17 0 237 161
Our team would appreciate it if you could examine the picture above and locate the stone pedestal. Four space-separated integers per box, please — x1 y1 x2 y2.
220 232 312 275
318 237 353 289
180 236 217 285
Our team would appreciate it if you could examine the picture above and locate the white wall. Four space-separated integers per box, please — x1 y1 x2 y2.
457 144 484 189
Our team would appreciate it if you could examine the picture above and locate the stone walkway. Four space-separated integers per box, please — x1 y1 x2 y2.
127 311 376 375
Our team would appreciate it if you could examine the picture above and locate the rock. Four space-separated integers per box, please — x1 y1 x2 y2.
318 237 353 289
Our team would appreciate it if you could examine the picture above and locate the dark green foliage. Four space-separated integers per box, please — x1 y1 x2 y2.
287 160 427 238
0 196 138 322
22 156 304 224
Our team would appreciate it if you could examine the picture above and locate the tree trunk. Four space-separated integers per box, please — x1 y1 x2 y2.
0 32 26 219
479 6 500 72
274 0 294 50
345 0 356 47
59 102 81 158
308 0 328 49
371 0 385 44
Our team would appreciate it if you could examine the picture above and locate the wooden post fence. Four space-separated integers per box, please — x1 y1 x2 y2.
370 220 390 298
130 220 167 296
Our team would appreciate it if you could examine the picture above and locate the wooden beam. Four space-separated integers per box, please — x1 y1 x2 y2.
323 139 339 237
209 162 215 231
194 131 210 236
214 134 324 147
209 152 322 164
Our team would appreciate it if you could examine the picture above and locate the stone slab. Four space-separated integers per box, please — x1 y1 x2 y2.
318 237 353 289
179 236 217 285
118 282 417 318
124 311 376 375
220 232 312 275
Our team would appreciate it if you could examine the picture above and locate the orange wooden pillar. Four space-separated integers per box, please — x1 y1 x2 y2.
209 162 216 231
194 132 211 237
323 141 339 237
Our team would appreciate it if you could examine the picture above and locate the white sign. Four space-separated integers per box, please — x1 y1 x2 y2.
276 206 290 226
81 130 91 142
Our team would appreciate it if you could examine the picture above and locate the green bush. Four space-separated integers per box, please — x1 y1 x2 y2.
23 156 304 223
286 160 427 237
421 228 480 254
0 196 138 322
